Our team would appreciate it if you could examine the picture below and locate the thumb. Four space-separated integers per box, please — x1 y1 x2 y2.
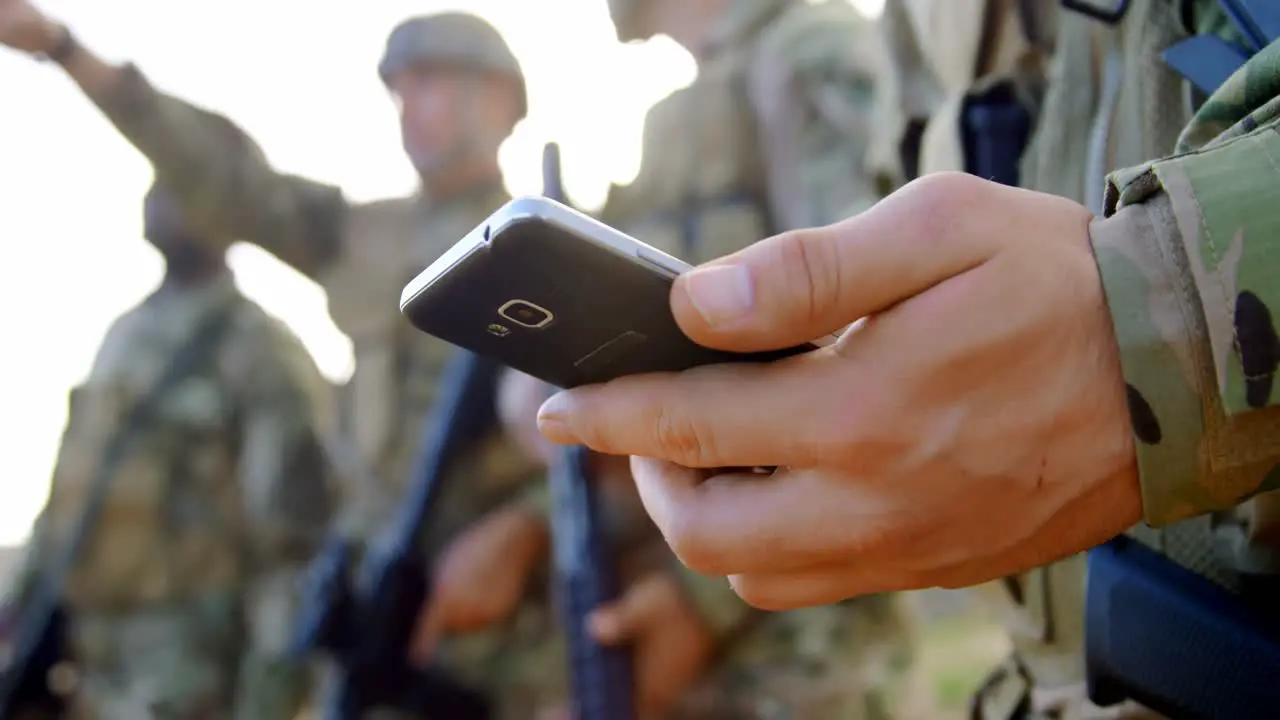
587 582 657 646
670 173 1002 352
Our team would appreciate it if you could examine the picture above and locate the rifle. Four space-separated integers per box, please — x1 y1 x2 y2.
291 350 499 720
1084 535 1280 719
542 142 638 720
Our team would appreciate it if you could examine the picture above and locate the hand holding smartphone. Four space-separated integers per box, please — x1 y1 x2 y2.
400 196 815 389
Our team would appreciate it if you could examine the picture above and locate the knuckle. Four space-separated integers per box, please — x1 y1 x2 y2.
773 228 843 327
563 394 615 452
650 402 716 466
662 511 723 575
663 520 708 571
896 171 991 245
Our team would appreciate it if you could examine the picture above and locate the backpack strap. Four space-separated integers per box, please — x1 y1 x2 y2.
46 301 240 599
1059 0 1280 96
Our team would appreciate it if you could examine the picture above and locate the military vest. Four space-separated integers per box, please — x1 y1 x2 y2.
895 0 1055 180
46 281 246 610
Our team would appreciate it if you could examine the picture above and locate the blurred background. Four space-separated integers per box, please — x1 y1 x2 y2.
0 2 1010 715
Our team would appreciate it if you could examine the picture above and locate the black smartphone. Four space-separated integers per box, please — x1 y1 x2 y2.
399 196 817 389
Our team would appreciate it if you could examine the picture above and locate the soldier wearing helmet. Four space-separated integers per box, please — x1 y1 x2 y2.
0 4 568 717
379 13 528 192
579 0 920 717
0 176 340 718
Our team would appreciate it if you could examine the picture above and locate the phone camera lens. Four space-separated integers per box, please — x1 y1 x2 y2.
499 300 554 329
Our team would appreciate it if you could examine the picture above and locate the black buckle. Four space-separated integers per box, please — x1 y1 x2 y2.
969 655 1035 720
1061 0 1132 24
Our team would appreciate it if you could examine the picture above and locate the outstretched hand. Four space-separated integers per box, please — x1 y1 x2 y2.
537 172 1143 609
0 0 60 55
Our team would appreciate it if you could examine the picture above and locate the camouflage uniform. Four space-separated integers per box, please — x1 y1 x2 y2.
874 1 1280 718
70 14 562 717
8 270 335 719
602 2 915 717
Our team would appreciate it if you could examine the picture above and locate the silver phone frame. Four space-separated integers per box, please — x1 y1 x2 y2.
399 196 695 312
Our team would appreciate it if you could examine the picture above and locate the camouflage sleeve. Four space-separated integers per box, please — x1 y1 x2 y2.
226 313 337 717
1090 42 1280 526
91 65 347 279
747 2 887 229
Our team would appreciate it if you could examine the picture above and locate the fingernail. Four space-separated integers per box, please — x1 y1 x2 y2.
684 264 754 326
537 393 574 442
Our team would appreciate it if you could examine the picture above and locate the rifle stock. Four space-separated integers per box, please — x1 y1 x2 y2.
1085 535 1280 719
541 141 637 719
292 350 500 720
0 596 66 718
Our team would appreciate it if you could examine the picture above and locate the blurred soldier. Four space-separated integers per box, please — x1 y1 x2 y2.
2 183 336 718
0 3 564 715
524 1 915 717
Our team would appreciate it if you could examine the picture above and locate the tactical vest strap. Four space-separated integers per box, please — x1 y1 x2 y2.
1161 0 1280 94
970 654 1035 720
1061 0 1132 24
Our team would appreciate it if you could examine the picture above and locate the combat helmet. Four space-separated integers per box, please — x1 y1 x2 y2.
606 0 647 43
378 12 527 120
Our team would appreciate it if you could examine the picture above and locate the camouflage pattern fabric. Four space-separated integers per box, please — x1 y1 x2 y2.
1096 31 1280 526
666 592 912 720
83 55 565 717
602 1 915 717
12 273 335 719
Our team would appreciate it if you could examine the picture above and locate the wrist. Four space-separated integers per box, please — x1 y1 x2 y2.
37 22 78 64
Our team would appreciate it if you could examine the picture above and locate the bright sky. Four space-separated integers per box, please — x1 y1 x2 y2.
0 0 882 546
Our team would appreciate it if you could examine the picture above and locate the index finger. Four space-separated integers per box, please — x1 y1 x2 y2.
536 350 844 469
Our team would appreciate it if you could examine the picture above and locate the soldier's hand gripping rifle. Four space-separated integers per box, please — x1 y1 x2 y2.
291 350 499 720
542 141 638 720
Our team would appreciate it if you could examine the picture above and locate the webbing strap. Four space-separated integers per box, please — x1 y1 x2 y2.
1161 0 1280 95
